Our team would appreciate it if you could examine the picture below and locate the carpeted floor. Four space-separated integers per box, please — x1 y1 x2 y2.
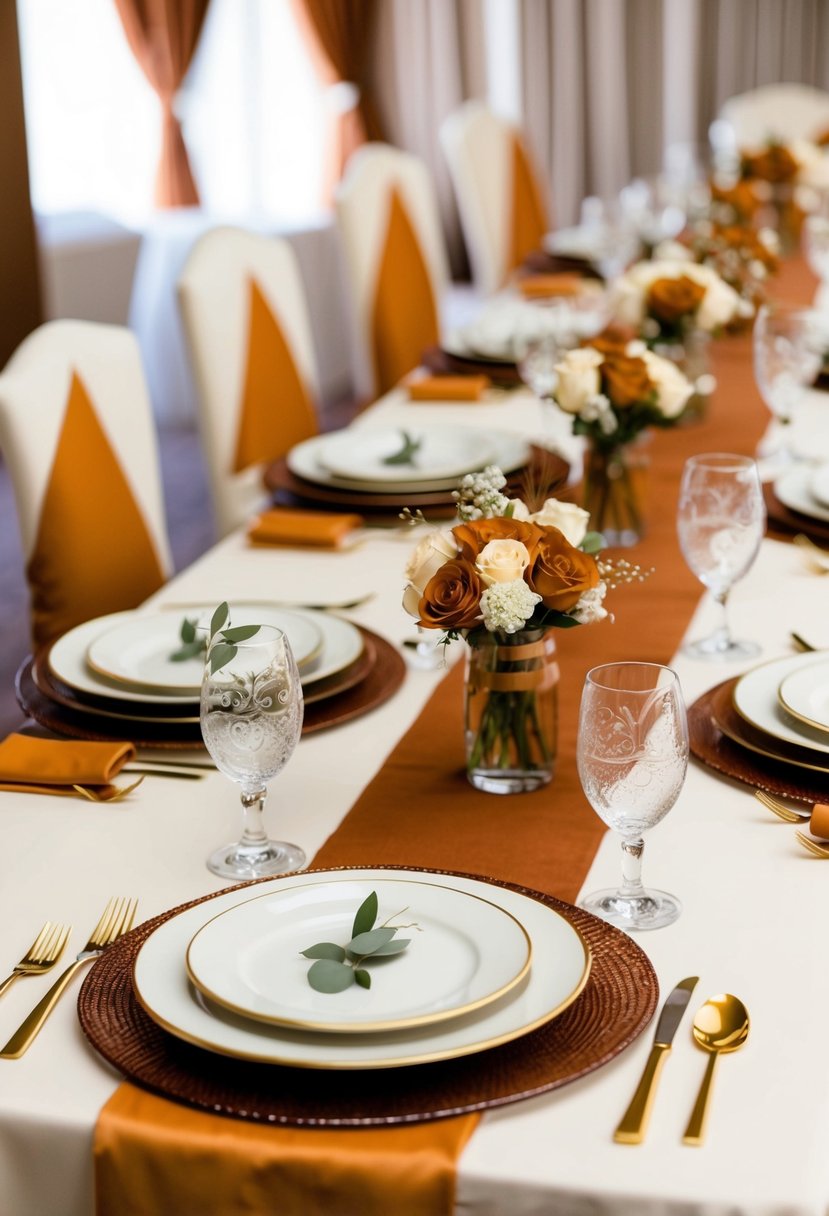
0 396 357 736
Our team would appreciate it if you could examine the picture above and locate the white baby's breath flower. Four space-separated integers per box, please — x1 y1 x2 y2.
480 580 542 634
570 582 609 624
453 465 509 521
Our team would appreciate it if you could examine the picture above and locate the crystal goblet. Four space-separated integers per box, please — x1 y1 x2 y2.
200 624 305 880
577 662 688 931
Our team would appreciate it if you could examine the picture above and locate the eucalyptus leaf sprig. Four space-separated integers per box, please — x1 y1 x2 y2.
382 430 423 467
300 890 419 993
168 601 262 673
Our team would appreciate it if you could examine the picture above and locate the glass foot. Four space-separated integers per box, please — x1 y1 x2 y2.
467 766 554 795
682 635 761 661
579 887 681 931
207 838 307 881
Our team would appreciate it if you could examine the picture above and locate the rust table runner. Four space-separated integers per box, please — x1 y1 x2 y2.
95 257 816 1216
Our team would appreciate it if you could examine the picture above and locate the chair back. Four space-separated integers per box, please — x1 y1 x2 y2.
335 143 446 399
0 320 172 647
719 83 829 148
441 101 549 295
178 226 319 536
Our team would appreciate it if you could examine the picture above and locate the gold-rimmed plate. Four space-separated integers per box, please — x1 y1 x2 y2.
708 680 829 775
778 659 829 737
132 867 592 1070
732 652 829 758
185 877 532 1035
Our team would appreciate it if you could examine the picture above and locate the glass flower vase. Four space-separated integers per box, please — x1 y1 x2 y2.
582 440 648 547
464 629 558 794
653 329 714 424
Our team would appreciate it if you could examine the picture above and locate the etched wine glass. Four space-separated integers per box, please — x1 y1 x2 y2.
677 453 765 660
753 302 823 465
200 625 305 879
577 662 688 931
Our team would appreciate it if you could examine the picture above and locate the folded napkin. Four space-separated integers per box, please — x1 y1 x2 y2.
0 733 135 797
407 375 490 402
247 508 364 548
518 273 584 299
810 802 829 839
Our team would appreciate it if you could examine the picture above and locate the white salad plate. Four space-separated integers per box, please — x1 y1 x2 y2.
809 463 829 510
774 465 829 524
133 868 591 1070
185 877 532 1034
316 427 495 484
777 659 829 736
288 430 530 494
86 608 323 695
733 652 829 757
49 610 363 705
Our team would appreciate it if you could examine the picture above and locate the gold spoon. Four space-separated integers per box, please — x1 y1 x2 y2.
682 994 750 1146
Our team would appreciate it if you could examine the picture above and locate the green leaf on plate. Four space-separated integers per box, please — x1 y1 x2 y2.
181 617 197 644
347 927 397 956
168 639 204 663
369 937 411 956
307 958 355 993
300 942 347 962
354 969 371 989
351 890 378 939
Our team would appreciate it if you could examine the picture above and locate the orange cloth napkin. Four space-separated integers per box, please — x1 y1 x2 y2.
247 508 364 548
810 803 829 838
518 273 584 299
408 375 490 402
0 733 135 797
95 1085 478 1216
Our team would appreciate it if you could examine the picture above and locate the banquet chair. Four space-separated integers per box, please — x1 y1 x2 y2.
0 320 172 649
177 226 320 537
440 100 551 295
334 142 477 401
717 83 829 149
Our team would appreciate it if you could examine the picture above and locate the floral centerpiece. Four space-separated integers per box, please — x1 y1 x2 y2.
549 336 693 545
655 225 779 326
611 259 742 342
737 139 829 249
402 469 610 794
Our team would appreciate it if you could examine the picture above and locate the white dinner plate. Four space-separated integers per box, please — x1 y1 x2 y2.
288 431 530 495
810 463 829 509
86 608 323 696
49 610 364 706
778 660 829 736
186 877 532 1034
733 652 829 757
774 465 829 524
133 868 591 1070
316 427 495 484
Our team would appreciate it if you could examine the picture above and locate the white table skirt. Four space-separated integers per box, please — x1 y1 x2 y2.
1 409 828 1213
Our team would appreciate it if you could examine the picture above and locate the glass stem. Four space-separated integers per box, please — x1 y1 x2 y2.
712 587 732 652
619 837 646 898
239 787 269 848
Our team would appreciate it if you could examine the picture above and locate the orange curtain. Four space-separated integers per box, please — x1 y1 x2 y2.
290 0 383 204
112 0 210 207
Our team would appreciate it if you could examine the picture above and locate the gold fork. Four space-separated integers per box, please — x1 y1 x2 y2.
754 789 811 823
0 897 138 1059
0 923 72 999
72 777 145 803
795 831 829 859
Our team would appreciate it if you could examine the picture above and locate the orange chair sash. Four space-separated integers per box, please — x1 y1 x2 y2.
507 134 549 278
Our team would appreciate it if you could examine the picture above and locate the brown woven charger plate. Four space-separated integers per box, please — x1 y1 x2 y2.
763 482 829 545
77 866 657 1127
689 678 828 805
15 628 406 746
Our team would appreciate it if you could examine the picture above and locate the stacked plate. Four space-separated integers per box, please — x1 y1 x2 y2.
705 650 829 781
20 604 400 746
774 461 829 531
275 425 532 515
132 869 592 1070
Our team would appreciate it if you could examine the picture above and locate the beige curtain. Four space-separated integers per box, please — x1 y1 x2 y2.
112 0 210 208
290 0 383 206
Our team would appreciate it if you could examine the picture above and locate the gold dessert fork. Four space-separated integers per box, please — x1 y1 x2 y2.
0 897 138 1059
753 789 811 823
0 923 72 999
795 831 829 859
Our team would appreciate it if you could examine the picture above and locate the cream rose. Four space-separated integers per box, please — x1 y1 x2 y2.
685 264 740 331
640 350 694 418
475 538 532 587
553 347 604 414
402 529 458 617
528 499 590 546
612 261 740 332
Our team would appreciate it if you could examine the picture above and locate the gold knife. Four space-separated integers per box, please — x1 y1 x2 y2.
614 975 698 1145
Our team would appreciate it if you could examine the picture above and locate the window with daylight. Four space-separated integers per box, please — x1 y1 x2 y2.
17 0 327 227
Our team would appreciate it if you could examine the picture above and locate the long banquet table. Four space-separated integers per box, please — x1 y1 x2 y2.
1 258 829 1215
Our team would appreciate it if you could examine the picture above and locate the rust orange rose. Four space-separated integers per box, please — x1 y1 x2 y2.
600 353 654 408
586 327 637 358
710 177 760 220
453 517 544 563
524 528 600 612
742 146 798 183
647 275 706 326
418 558 483 629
